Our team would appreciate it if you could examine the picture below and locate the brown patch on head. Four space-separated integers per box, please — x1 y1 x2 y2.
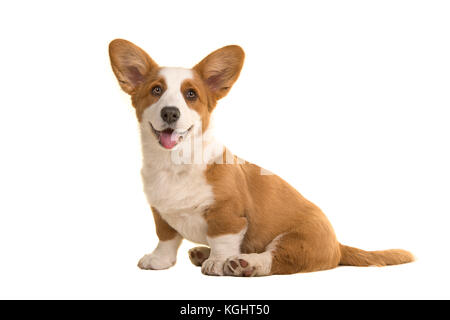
132 74 166 121
180 72 215 132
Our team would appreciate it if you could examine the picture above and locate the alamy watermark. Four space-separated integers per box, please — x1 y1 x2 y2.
165 124 274 175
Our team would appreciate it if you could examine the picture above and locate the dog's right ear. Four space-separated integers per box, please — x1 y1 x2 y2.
109 39 158 95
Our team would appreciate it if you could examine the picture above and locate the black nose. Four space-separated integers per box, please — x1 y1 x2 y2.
160 106 180 124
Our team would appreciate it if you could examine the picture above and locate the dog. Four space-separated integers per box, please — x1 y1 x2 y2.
108 39 414 276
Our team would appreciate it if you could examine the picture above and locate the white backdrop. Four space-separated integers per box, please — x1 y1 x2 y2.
0 0 449 299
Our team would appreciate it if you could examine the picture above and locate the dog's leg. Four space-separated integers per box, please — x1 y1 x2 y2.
138 235 182 270
224 231 341 276
223 234 283 277
138 208 183 270
201 207 248 276
271 231 340 274
201 230 246 276
269 231 341 275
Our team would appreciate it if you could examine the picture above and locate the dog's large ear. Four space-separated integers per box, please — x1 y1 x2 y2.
194 45 245 101
109 39 158 95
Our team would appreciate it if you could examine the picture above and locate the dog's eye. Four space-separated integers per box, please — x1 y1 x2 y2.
186 89 197 100
151 85 163 96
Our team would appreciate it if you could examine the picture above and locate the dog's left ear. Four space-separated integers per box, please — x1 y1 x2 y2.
194 45 245 101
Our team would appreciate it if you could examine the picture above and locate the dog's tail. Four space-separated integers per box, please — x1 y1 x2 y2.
339 243 414 267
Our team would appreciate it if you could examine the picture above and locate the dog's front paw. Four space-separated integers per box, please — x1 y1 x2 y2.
138 253 176 270
201 258 225 276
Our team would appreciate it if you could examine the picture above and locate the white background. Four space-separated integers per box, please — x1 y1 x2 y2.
0 0 449 299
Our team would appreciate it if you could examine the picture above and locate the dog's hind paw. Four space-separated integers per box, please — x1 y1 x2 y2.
188 246 210 266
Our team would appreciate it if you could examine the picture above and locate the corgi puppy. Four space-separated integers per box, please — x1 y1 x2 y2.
108 39 414 276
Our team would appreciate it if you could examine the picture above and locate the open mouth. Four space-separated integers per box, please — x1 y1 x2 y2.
149 122 194 149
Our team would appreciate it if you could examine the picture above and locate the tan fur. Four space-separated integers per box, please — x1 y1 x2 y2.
109 39 414 276
193 45 245 103
339 244 414 267
180 76 213 131
109 39 158 95
204 154 340 274
132 75 166 121
204 153 413 274
151 207 179 241
189 246 211 266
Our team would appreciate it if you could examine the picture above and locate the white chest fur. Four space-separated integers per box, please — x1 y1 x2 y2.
139 124 224 245
141 162 213 244
138 102 224 245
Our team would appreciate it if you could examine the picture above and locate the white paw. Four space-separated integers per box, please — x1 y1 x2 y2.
201 258 226 276
224 253 271 277
137 253 176 270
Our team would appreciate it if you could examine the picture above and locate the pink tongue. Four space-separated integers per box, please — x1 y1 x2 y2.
160 131 178 149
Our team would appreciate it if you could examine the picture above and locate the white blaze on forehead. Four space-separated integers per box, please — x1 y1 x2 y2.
156 67 197 127
159 67 193 92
